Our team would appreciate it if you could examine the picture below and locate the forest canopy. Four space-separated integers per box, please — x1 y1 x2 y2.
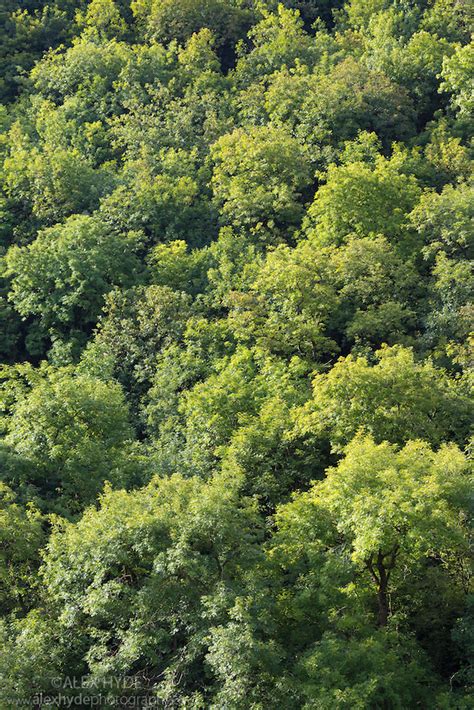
0 1 472 707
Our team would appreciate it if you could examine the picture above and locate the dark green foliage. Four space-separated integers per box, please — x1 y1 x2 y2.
5 215 144 358
0 1 472 706
0 364 142 515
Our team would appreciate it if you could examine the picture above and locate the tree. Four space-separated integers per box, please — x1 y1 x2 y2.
238 230 420 357
274 436 471 628
29 37 133 118
80 284 192 412
148 240 212 296
172 346 318 504
2 112 116 231
1 366 140 516
296 345 472 451
329 234 419 347
0 483 44 615
304 154 421 251
422 119 472 187
265 58 417 158
291 630 440 709
410 182 474 261
207 434 471 708
349 3 458 121
440 40 474 119
176 347 270 476
421 0 473 43
76 0 128 41
23 473 262 700
5 215 143 357
226 238 339 359
424 252 474 368
409 182 473 365
211 126 312 239
0 1 77 103
131 0 251 48
234 4 323 87
99 150 217 248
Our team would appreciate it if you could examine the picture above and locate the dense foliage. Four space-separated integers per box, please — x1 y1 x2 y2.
0 1 472 706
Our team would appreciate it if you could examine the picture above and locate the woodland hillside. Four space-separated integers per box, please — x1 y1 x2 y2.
0 1 472 707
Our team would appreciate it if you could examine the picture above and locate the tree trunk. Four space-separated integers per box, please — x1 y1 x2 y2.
366 548 397 628
377 585 389 627
376 550 389 626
